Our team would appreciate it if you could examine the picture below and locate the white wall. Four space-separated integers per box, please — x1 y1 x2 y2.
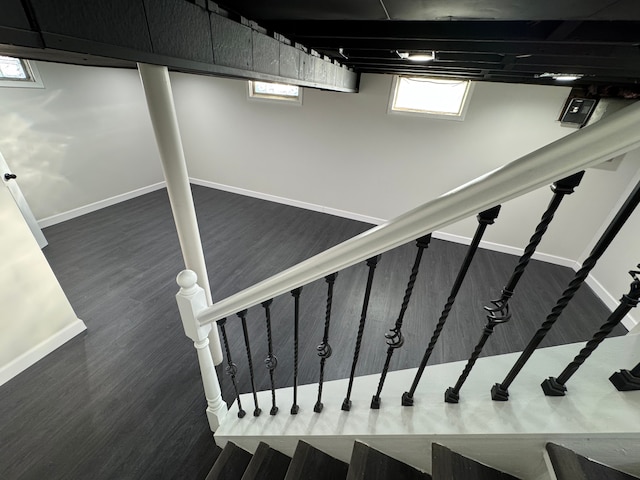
171 72 640 265
0 183 85 385
0 61 163 222
586 156 640 329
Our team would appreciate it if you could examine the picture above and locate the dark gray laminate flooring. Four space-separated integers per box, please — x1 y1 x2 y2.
0 185 624 480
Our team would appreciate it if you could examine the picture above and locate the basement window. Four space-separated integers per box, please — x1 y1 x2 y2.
0 56 44 88
389 76 473 120
248 80 302 105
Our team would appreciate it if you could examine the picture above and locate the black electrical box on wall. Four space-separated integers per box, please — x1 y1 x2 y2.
560 98 598 126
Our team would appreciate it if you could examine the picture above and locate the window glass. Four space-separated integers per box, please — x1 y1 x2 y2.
390 76 472 120
0 56 29 80
248 81 302 104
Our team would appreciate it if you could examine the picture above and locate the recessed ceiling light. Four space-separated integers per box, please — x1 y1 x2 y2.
396 51 436 62
538 72 583 82
553 74 582 82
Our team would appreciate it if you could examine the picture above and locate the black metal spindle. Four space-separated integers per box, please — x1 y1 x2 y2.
371 234 432 409
342 255 381 411
291 287 302 414
542 266 640 396
492 178 640 401
219 318 246 418
262 299 279 415
314 273 338 413
444 172 585 404
402 206 501 406
610 361 640 391
237 309 261 416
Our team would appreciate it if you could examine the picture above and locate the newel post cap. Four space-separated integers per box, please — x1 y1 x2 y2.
176 269 210 341
177 269 199 295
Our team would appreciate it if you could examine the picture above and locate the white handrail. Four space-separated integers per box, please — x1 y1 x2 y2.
197 101 640 326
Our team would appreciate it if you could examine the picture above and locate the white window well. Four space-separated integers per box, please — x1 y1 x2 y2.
248 80 302 104
389 76 473 120
0 56 44 88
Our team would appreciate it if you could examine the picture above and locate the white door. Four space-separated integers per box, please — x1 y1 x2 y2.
0 151 47 249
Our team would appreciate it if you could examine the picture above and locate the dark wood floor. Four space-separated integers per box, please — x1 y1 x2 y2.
0 185 624 480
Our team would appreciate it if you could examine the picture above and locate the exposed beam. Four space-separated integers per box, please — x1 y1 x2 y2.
307 39 637 60
0 0 358 92
263 20 640 44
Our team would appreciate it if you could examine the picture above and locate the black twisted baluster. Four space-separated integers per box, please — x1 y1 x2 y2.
492 178 640 401
219 318 246 418
237 309 261 416
342 255 381 411
542 266 640 396
371 234 432 409
444 172 584 404
291 287 302 414
262 299 279 415
610 361 640 391
402 206 501 406
314 273 338 413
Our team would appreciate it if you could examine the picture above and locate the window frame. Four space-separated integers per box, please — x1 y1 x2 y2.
387 75 474 121
247 80 302 105
0 57 44 89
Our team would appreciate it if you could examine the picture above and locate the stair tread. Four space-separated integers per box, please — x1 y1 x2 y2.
241 442 291 480
546 443 639 480
206 442 253 480
432 443 520 480
346 441 431 480
283 440 349 480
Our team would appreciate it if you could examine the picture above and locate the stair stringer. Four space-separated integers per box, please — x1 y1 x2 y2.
215 334 640 480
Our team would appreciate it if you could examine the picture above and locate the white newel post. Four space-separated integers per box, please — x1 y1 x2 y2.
138 62 223 366
176 270 227 431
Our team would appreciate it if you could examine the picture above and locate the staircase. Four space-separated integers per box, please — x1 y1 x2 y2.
204 440 640 479
169 103 640 480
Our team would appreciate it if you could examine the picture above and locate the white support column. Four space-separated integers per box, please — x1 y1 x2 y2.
138 63 222 365
176 270 227 430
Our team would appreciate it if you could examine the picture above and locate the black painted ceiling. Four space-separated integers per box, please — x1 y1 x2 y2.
211 0 640 89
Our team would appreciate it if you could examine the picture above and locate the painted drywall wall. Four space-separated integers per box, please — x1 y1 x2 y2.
170 72 638 265
0 183 85 385
170 71 640 329
587 152 640 329
0 61 163 222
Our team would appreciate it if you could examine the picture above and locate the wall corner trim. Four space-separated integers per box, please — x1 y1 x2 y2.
0 318 87 387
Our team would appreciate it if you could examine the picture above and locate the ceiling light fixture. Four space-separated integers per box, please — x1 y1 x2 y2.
396 51 436 62
538 72 584 82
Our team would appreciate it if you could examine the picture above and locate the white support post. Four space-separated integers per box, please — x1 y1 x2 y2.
137 62 222 365
176 270 227 430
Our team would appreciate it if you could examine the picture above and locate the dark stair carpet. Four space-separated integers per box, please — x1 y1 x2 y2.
283 440 349 480
431 443 521 480
546 443 640 480
241 442 291 480
346 441 431 480
205 440 639 480
206 442 252 480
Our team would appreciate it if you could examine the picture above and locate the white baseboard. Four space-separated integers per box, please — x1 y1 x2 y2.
37 181 167 228
431 231 577 268
189 178 386 226
0 319 87 387
584 271 638 331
